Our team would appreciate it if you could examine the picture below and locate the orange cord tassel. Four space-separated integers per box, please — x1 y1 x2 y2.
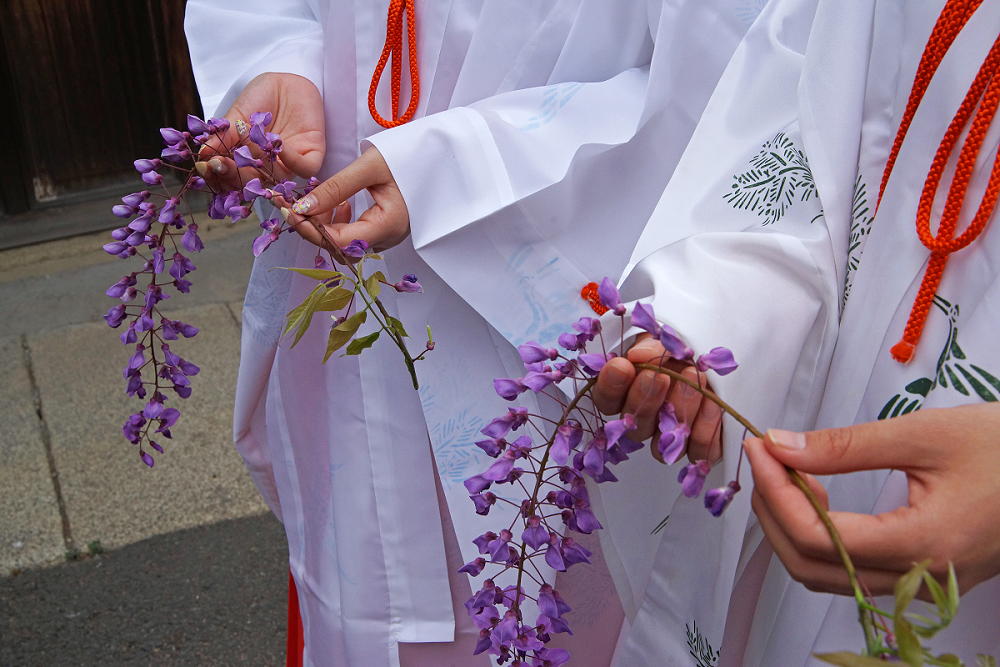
876 0 1000 363
368 0 420 128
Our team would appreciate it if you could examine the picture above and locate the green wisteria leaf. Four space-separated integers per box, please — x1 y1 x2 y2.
314 287 353 312
324 311 366 362
345 331 380 356
365 271 386 299
387 315 409 338
284 284 326 347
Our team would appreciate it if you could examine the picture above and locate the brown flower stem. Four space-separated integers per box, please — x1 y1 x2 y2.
636 363 879 653
513 377 599 621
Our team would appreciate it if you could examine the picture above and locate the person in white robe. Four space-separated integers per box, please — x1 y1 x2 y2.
183 1 768 665
587 0 1000 664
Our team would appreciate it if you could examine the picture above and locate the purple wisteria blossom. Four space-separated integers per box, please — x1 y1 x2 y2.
391 274 422 293
106 109 431 465
696 346 739 375
656 403 690 465
463 287 743 663
342 239 370 259
705 481 741 517
677 459 712 498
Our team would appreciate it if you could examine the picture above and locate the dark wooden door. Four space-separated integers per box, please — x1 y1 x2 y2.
0 0 201 237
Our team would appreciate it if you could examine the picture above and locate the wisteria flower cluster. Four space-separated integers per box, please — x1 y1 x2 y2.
459 278 741 664
462 280 989 666
102 112 428 467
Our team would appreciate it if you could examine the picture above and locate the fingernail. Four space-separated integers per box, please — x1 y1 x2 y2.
235 119 249 137
767 429 806 450
278 207 292 221
633 338 660 352
194 161 208 177
209 158 226 175
292 195 316 215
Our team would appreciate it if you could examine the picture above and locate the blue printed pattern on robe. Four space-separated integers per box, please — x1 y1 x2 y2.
734 0 768 27
518 82 584 131
497 245 585 346
419 388 487 486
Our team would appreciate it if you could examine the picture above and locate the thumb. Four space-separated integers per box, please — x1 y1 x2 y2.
278 131 325 178
290 148 385 218
764 413 937 475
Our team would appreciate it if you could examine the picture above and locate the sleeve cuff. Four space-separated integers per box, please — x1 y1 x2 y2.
365 106 514 252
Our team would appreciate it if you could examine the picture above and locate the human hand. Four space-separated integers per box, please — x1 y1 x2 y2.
744 402 1000 597
196 72 325 188
283 147 410 253
592 334 723 462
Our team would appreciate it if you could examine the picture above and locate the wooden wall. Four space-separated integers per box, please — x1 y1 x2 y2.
0 0 201 217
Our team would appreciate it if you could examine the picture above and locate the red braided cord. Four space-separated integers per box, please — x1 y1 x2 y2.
891 35 1000 362
368 0 420 129
876 0 982 211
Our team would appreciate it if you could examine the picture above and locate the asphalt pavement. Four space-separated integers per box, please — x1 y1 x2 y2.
0 216 289 665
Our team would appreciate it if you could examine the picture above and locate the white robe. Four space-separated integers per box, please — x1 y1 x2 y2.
606 0 1000 664
184 1 766 665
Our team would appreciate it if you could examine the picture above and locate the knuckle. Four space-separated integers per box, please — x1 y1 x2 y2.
823 426 856 465
790 524 829 560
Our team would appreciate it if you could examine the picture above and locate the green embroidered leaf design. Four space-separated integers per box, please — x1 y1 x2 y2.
970 364 1000 399
724 132 816 225
944 365 968 396
906 377 934 397
685 621 719 667
879 295 999 418
957 365 999 402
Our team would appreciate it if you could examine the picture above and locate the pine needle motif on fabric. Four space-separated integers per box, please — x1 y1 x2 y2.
686 621 720 667
843 175 876 309
724 131 816 225
878 295 1000 420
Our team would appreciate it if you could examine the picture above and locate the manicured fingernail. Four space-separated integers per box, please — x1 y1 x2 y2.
278 207 291 221
767 429 806 450
292 195 316 215
235 119 249 137
209 158 226 175
194 161 209 177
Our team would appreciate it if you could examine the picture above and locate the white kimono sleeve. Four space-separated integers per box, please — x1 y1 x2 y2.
184 0 324 118
367 0 755 349
608 0 861 657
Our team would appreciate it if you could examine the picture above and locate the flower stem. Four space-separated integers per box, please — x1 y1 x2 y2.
513 377 598 618
301 217 420 390
635 362 879 654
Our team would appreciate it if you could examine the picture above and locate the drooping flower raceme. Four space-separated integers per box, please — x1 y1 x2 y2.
104 111 429 466
460 286 740 664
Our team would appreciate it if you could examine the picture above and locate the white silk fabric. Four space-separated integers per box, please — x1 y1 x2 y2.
606 0 1000 664
184 1 765 665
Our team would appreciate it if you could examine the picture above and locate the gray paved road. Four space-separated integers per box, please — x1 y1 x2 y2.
1 513 287 666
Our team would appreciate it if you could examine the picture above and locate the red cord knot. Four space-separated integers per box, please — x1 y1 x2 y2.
580 282 609 315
